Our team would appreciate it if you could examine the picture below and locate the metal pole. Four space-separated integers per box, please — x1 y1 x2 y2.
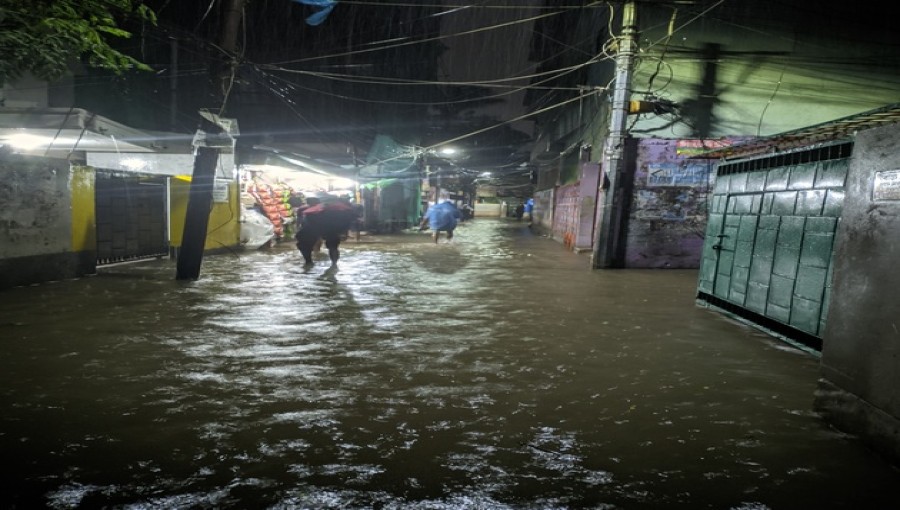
170 37 178 132
592 1 638 269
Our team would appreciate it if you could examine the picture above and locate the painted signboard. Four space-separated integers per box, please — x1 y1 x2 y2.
647 162 711 187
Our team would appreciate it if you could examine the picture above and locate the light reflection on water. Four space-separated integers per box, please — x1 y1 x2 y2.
2 219 899 509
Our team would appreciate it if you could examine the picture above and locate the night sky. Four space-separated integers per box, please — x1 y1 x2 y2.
81 0 897 177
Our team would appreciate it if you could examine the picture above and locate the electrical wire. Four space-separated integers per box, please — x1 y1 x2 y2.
261 11 609 90
193 0 219 32
363 88 604 168
335 1 603 9
257 47 610 108
261 59 599 87
246 66 341 144
642 0 725 52
131 0 612 128
644 6 677 95
267 3 604 66
756 67 785 136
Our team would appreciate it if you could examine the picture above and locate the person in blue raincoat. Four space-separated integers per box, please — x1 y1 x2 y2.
524 197 534 224
419 200 461 244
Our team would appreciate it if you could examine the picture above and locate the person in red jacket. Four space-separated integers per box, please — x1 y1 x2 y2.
295 197 359 266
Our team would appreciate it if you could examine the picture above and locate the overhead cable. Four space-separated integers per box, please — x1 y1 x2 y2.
267 2 604 65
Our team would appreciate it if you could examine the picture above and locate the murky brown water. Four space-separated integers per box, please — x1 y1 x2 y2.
2 219 899 509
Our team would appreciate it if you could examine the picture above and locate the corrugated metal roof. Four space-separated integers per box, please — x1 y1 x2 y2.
694 103 900 160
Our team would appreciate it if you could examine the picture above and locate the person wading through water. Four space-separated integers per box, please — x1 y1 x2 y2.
295 196 359 266
419 200 461 243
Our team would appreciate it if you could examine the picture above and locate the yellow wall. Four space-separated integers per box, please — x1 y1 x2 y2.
70 166 96 252
169 176 241 251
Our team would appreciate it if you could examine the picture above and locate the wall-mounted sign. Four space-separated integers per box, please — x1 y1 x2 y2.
873 170 900 201
213 181 230 203
647 163 711 187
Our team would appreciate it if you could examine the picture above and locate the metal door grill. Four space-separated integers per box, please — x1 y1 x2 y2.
697 142 852 351
95 172 169 265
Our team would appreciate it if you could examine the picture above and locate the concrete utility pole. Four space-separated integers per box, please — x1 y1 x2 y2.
592 1 638 269
175 0 244 280
175 143 219 281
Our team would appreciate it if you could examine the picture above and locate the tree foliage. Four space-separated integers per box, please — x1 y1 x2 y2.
0 0 156 86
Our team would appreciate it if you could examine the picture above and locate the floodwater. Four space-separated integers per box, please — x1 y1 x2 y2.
1 219 898 509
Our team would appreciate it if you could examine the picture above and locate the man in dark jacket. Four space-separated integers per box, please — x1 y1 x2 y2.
295 198 359 266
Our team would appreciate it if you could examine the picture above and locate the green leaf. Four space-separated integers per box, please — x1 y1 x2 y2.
0 0 156 86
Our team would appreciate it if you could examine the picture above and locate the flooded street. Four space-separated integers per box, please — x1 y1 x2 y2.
2 218 899 509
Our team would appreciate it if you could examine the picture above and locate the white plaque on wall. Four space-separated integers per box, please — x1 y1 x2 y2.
873 170 900 201
212 181 230 203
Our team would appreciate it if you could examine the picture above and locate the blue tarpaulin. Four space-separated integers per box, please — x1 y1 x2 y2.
291 0 337 25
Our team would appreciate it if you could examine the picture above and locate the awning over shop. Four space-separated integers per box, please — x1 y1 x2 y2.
0 107 159 156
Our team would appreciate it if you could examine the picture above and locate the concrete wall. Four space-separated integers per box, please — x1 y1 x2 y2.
574 163 600 252
551 183 578 247
814 122 900 465
0 155 243 289
0 156 96 289
474 203 502 217
532 188 554 232
624 139 717 268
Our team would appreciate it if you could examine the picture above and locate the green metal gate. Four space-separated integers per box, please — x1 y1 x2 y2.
95 171 169 265
697 142 852 350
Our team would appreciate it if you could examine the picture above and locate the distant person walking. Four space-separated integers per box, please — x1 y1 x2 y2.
460 203 474 222
419 200 461 243
295 197 360 266
514 203 525 221
524 198 534 226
